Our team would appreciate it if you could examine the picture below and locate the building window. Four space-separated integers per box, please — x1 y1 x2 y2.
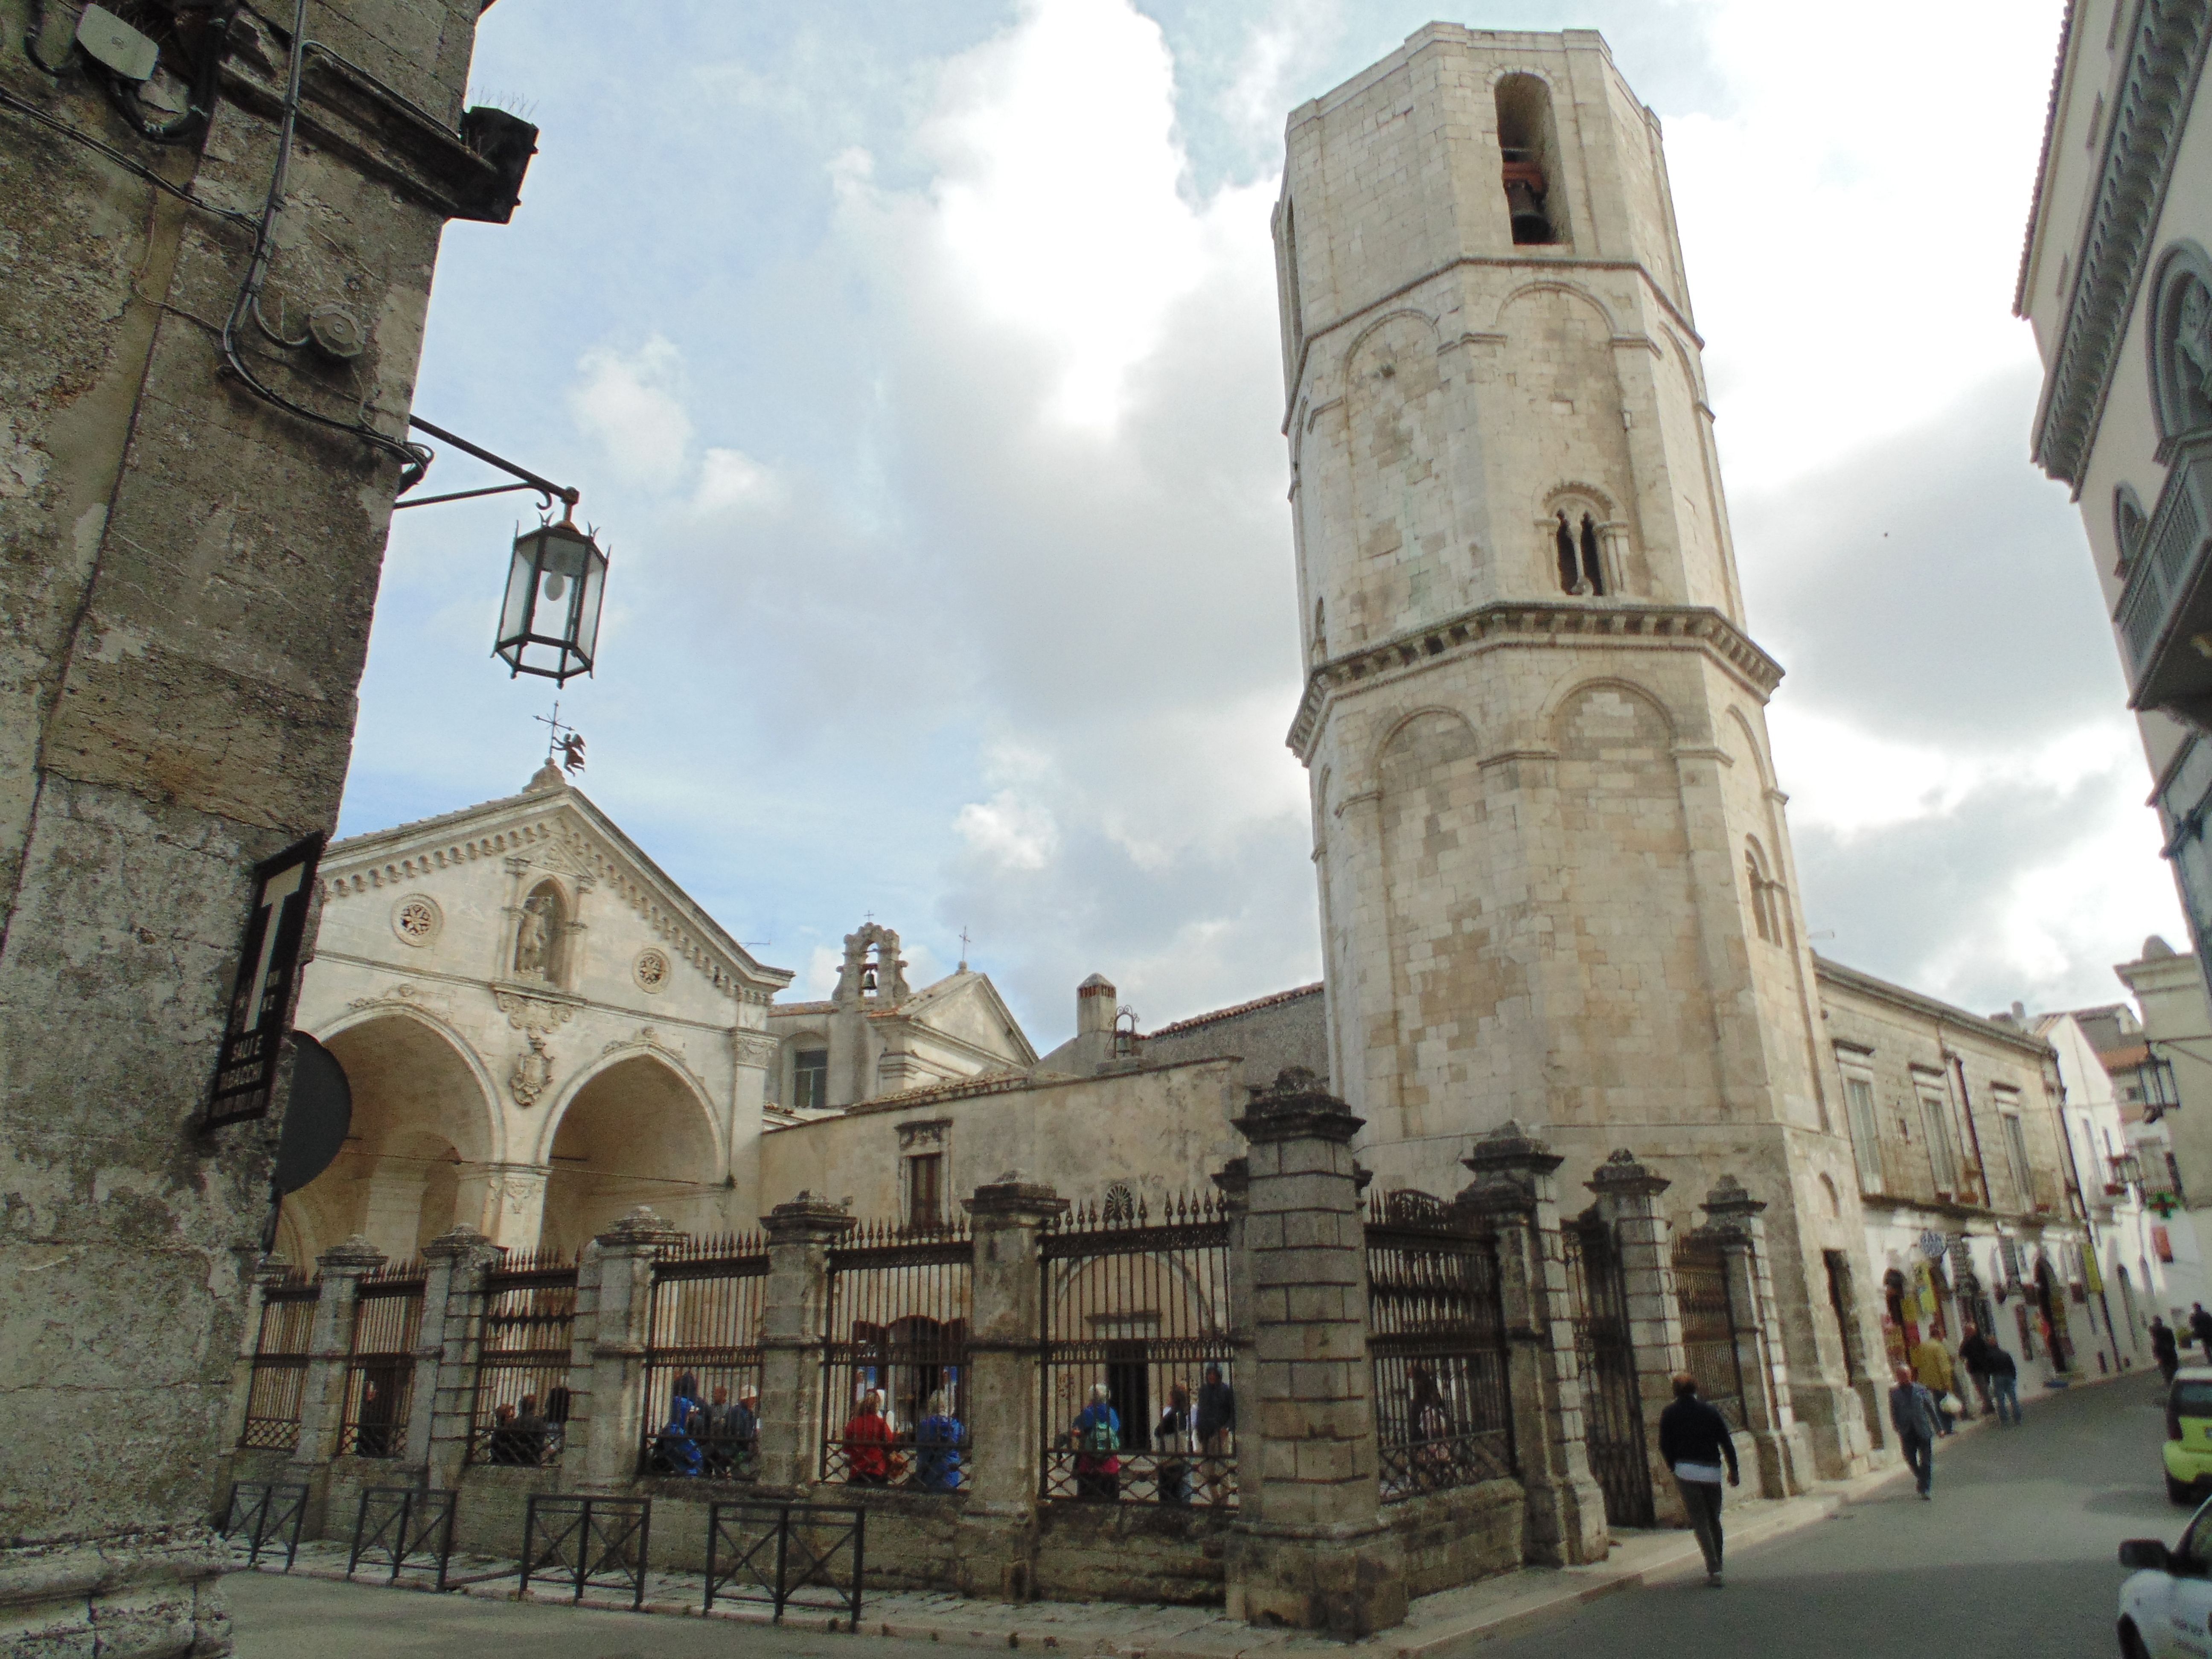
1840 1065 1883 1194
2000 1110 2033 1211
1554 509 1605 595
1744 838 1785 944
2114 483 2149 575
793 1048 828 1113
906 1152 944 1228
1915 1076 1962 1193
2148 241 2212 441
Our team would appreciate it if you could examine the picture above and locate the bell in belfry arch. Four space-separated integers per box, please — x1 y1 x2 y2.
861 962 879 993
1505 177 1551 244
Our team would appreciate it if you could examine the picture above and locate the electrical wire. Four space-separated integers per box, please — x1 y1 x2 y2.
217 0 431 489
0 82 256 228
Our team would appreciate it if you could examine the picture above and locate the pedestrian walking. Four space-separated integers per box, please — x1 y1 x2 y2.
1985 1341 2022 1426
2190 1302 2212 1358
1889 1362 1941 1498
2156 1316 2183 1385
1658 1372 1740 1586
1957 1322 1997 1419
1911 1333 1960 1432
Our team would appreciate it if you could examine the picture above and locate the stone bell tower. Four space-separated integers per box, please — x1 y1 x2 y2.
1276 26 1869 1476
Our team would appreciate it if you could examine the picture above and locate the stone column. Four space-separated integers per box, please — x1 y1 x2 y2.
1700 1178 1815 1497
1458 1123 1609 1566
576 1208 681 1491
420 1225 504 1490
562 1240 605 1473
469 1163 551 1251
289 1237 385 1534
955 1175 1068 1599
1585 1151 1688 1527
221 1254 287 1455
1226 1070 1405 1638
757 1193 856 1493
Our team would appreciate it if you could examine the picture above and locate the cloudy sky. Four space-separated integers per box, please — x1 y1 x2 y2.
342 0 2186 1048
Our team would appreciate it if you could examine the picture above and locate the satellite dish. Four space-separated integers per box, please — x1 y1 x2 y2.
275 1032 352 1195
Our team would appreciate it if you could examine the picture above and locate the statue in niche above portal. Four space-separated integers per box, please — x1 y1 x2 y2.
514 891 557 980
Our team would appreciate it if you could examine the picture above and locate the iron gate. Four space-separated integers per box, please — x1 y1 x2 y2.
643 1233 768 1479
338 1263 425 1458
238 1272 319 1450
821 1220 971 1489
1563 1214 1652 1527
469 1251 577 1467
1673 1235 1746 1427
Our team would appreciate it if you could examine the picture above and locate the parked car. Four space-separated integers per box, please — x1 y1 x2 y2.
2168 1368 2212 1504
2121 1499 2212 1657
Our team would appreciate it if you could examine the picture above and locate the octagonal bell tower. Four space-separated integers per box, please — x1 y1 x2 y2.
1276 25 1869 1477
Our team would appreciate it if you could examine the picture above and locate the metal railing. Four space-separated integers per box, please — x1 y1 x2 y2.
468 1251 577 1468
820 1219 971 1490
1365 1189 1513 1503
1039 1191 1238 1508
642 1233 768 1479
239 1272 319 1450
338 1262 425 1458
1673 1235 1745 1428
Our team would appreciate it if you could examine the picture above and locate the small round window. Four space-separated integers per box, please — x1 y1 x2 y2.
634 949 670 993
391 894 442 947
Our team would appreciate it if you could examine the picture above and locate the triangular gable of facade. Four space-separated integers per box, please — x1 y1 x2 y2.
885 969 1038 1067
320 777 792 1002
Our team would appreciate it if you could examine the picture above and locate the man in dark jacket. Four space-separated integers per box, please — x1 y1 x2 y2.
1985 1342 2022 1425
1957 1323 1996 1419
1196 1365 1236 1508
1657 1373 1740 1586
1889 1362 1941 1496
2155 1317 2182 1385
2190 1303 2212 1357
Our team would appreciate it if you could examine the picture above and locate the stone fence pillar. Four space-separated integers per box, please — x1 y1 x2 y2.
1458 1123 1609 1566
288 1237 384 1531
1226 1069 1404 1638
576 1208 681 1490
420 1225 504 1490
1700 1178 1813 1497
1586 1152 1688 1527
757 1193 856 1493
956 1175 1067 1599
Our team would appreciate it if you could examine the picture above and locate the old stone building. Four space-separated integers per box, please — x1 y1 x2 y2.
0 0 522 1650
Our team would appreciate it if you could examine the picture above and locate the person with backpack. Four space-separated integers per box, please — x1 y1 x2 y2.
1071 1382 1122 1501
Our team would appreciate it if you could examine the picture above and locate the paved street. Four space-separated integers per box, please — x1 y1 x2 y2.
1480 1372 2172 1659
227 1374 2175 1659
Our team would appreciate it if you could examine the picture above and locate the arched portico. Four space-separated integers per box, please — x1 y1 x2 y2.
280 1010 502 1265
536 1052 725 1254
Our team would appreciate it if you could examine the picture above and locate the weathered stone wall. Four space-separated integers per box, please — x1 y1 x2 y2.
1034 1504 1230 1605
1388 1479 1524 1600
1140 983 1330 1092
0 0 502 1648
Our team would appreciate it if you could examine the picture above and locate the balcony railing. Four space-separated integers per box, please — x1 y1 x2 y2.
2116 433 2212 719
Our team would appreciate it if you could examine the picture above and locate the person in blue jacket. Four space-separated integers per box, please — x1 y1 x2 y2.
1070 1382 1122 1501
912 1390 965 1490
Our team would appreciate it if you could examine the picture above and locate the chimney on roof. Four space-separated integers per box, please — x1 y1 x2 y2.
1078 973 1117 1037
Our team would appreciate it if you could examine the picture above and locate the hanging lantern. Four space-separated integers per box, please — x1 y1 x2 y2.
496 515 608 685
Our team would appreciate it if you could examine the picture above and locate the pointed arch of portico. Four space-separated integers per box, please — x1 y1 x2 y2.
533 1047 727 1254
313 1001 507 1164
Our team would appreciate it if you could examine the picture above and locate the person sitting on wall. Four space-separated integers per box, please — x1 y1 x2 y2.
1155 1382 1195 1505
722 1386 761 1479
651 1388 703 1477
701 1385 738 1477
844 1388 893 1486
512 1394 549 1467
487 1402 525 1466
912 1390 964 1492
1196 1364 1235 1506
1071 1382 1122 1501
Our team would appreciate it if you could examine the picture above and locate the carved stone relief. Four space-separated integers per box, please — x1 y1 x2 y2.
495 990 577 1035
509 1033 554 1108
897 1118 952 1150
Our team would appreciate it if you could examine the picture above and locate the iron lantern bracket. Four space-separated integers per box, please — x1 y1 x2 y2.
394 416 581 517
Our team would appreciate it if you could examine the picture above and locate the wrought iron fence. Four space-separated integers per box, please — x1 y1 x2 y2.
1562 1214 1653 1528
820 1219 972 1490
221 1480 309 1570
469 1251 578 1468
239 1271 319 1450
1365 1189 1514 1503
1039 1192 1238 1508
642 1233 768 1479
1672 1234 1746 1428
519 1494 650 1609
348 1486 458 1589
338 1262 425 1458
704 1500 865 1626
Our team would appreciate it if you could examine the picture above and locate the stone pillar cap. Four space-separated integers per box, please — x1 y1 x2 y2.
421 1222 495 1260
1461 1119 1563 1177
1586 1147 1670 1197
1211 1157 1250 1199
763 1191 859 1243
317 1235 387 1272
964 1174 1069 1219
1234 1067 1364 1144
1702 1174 1767 1217
596 1205 684 1248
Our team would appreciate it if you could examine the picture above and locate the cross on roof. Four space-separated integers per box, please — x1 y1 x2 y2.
534 700 586 774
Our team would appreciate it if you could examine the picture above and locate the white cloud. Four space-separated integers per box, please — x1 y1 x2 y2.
694 447 786 515
568 335 693 492
955 789 1060 871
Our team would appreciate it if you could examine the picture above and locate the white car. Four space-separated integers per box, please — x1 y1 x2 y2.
2120 1499 2212 1656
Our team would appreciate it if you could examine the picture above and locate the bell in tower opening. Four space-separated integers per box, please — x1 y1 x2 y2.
1496 73 1560 246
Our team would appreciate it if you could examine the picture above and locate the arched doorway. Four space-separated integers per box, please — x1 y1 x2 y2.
280 1013 498 1265
538 1055 722 1254
2035 1258 2072 1372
